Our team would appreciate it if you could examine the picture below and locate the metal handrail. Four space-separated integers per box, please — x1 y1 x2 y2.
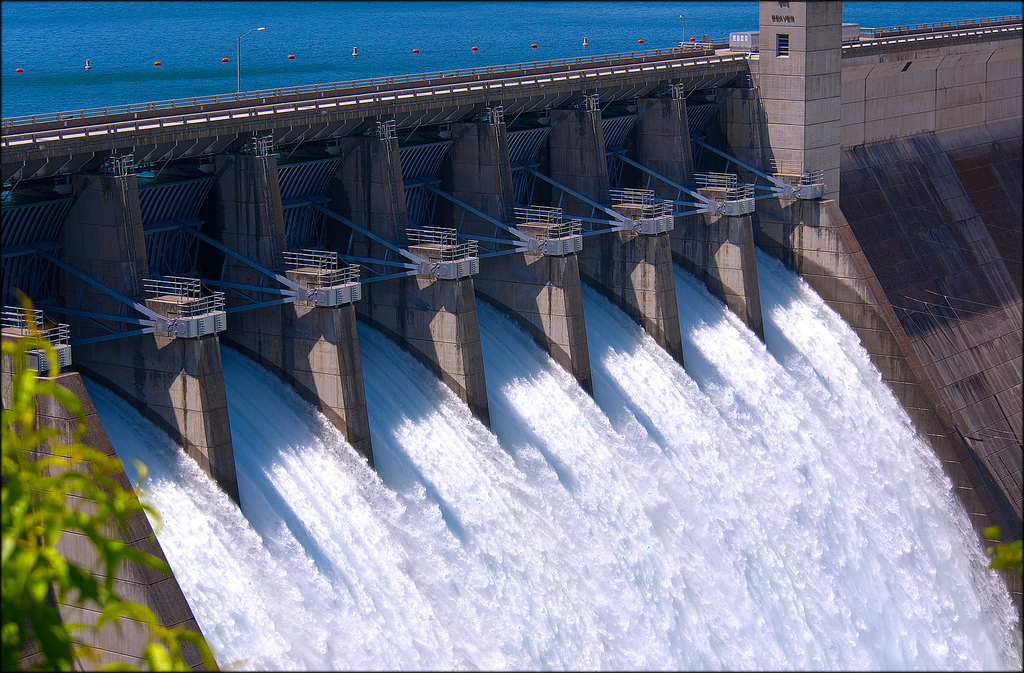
282 250 360 287
694 172 738 190
2 44 716 129
861 14 1020 38
141 276 224 317
405 227 478 261
609 188 673 218
610 187 658 206
2 306 70 345
514 205 563 224
542 219 582 240
769 162 824 186
142 276 201 299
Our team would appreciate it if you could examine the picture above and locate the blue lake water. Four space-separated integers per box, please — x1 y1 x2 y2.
2 1 1019 118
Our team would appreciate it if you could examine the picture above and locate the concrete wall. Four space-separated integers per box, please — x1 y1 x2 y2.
841 42 1022 147
0 360 207 670
839 121 1022 536
61 173 147 333
698 204 765 340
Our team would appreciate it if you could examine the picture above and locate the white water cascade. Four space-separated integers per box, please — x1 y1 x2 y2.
86 255 1021 670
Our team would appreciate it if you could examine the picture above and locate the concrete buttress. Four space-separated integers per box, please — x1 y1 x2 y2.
209 152 373 464
61 172 239 503
696 189 765 341
446 120 594 392
334 135 489 424
549 107 684 366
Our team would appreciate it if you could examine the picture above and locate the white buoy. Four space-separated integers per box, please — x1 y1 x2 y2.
583 37 588 47
352 46 357 57
85 59 92 70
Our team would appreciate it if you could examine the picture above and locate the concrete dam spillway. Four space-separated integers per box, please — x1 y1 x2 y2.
86 258 1022 670
1 1 1021 668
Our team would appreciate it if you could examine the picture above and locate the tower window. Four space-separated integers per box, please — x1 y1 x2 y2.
777 33 790 57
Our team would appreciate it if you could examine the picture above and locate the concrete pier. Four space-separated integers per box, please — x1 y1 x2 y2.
210 152 374 462
335 134 489 423
446 119 594 392
549 106 685 364
695 191 765 340
62 171 239 503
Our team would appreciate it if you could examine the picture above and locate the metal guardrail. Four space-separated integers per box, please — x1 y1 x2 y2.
406 227 478 261
860 14 1020 38
769 162 825 187
609 188 674 218
1 44 716 130
0 51 752 151
141 276 225 317
695 173 754 201
282 250 360 288
514 205 581 240
695 173 738 190
514 205 562 224
2 306 70 345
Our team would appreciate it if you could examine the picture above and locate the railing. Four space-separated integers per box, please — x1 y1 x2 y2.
769 161 824 186
406 227 479 261
542 219 583 240
282 250 360 288
514 205 563 224
2 43 717 129
609 188 673 218
514 205 582 239
695 173 754 201
860 14 1021 39
695 173 738 190
142 276 225 317
2 306 70 346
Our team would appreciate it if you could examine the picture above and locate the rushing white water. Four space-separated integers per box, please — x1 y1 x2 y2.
86 254 1021 671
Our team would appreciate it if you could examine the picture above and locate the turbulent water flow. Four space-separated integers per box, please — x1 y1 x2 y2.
87 255 1021 670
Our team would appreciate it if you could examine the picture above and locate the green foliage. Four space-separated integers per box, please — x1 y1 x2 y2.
2 303 217 671
983 526 1023 576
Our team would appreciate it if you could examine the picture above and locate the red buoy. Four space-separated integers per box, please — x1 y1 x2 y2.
221 57 229 63
154 61 161 66
531 43 537 48
638 39 644 44
412 48 419 53
690 37 696 42
288 54 295 59
15 68 24 73
471 46 478 51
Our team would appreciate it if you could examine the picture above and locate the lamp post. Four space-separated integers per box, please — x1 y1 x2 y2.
680 14 686 45
237 26 266 93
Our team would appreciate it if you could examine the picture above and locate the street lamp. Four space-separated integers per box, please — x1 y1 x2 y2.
237 26 266 93
680 14 686 45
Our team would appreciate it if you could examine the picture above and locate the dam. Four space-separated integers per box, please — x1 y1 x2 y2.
2 1 1021 668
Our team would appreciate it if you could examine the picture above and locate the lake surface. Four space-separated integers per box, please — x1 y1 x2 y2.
2 1 1019 118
